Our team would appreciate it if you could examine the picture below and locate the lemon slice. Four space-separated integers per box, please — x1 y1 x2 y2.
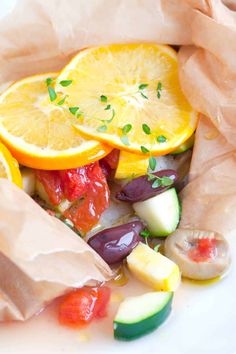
0 73 111 170
56 43 198 155
0 142 22 187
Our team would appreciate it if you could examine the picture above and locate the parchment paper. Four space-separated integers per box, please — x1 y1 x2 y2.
0 0 236 321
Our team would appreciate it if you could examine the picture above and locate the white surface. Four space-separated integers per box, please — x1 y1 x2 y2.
0 1 236 353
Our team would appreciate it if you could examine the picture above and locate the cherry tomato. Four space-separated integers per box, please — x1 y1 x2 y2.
188 238 217 262
36 162 110 234
99 149 120 178
58 286 111 327
36 170 63 205
64 163 110 233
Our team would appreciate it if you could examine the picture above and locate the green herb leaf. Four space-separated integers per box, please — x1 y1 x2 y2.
142 124 151 135
46 77 54 87
147 173 156 181
59 80 73 87
69 106 79 115
140 145 149 154
149 156 156 171
122 124 132 135
152 179 161 188
160 176 173 187
157 81 162 99
156 135 167 143
100 95 107 103
140 92 148 99
140 229 151 238
97 125 107 132
139 83 148 90
154 244 161 252
104 104 111 110
48 86 57 102
57 95 68 106
120 135 130 146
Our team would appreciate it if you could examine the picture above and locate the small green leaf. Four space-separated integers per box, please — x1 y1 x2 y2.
142 124 151 135
140 92 148 99
152 179 161 188
46 77 54 87
106 109 115 123
156 135 167 143
157 82 162 91
104 104 111 110
139 83 148 90
122 124 132 135
140 229 151 238
120 135 130 146
57 95 68 106
48 86 57 102
160 176 173 187
149 156 156 171
69 106 79 115
97 125 107 132
59 80 73 87
140 145 149 154
154 244 161 252
100 95 107 103
157 81 162 99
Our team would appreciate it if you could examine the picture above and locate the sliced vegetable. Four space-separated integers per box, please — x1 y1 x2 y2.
35 162 110 234
115 151 149 179
99 149 120 179
88 221 144 264
164 229 231 280
133 188 180 237
171 134 195 155
114 291 173 340
116 170 177 203
59 286 111 327
127 243 181 291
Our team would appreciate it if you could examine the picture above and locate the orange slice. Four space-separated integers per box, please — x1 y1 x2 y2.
115 151 149 179
0 142 22 187
0 73 111 170
56 43 198 155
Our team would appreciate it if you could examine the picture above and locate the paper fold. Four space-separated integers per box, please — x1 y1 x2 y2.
0 0 236 321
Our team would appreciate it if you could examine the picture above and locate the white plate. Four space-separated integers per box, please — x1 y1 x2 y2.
0 1 236 353
0 232 236 354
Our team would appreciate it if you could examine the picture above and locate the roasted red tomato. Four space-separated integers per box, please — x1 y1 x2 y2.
99 149 120 179
188 238 217 262
36 162 110 234
58 286 111 327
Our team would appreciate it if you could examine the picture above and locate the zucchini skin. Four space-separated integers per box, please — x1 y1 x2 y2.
114 293 173 341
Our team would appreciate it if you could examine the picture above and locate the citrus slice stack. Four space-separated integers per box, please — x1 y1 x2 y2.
56 43 198 155
0 73 111 170
0 142 22 187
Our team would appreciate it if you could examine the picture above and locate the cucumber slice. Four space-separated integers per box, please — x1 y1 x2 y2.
114 292 173 340
133 188 180 237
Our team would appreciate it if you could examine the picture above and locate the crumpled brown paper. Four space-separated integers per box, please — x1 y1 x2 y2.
0 0 236 321
0 179 112 321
